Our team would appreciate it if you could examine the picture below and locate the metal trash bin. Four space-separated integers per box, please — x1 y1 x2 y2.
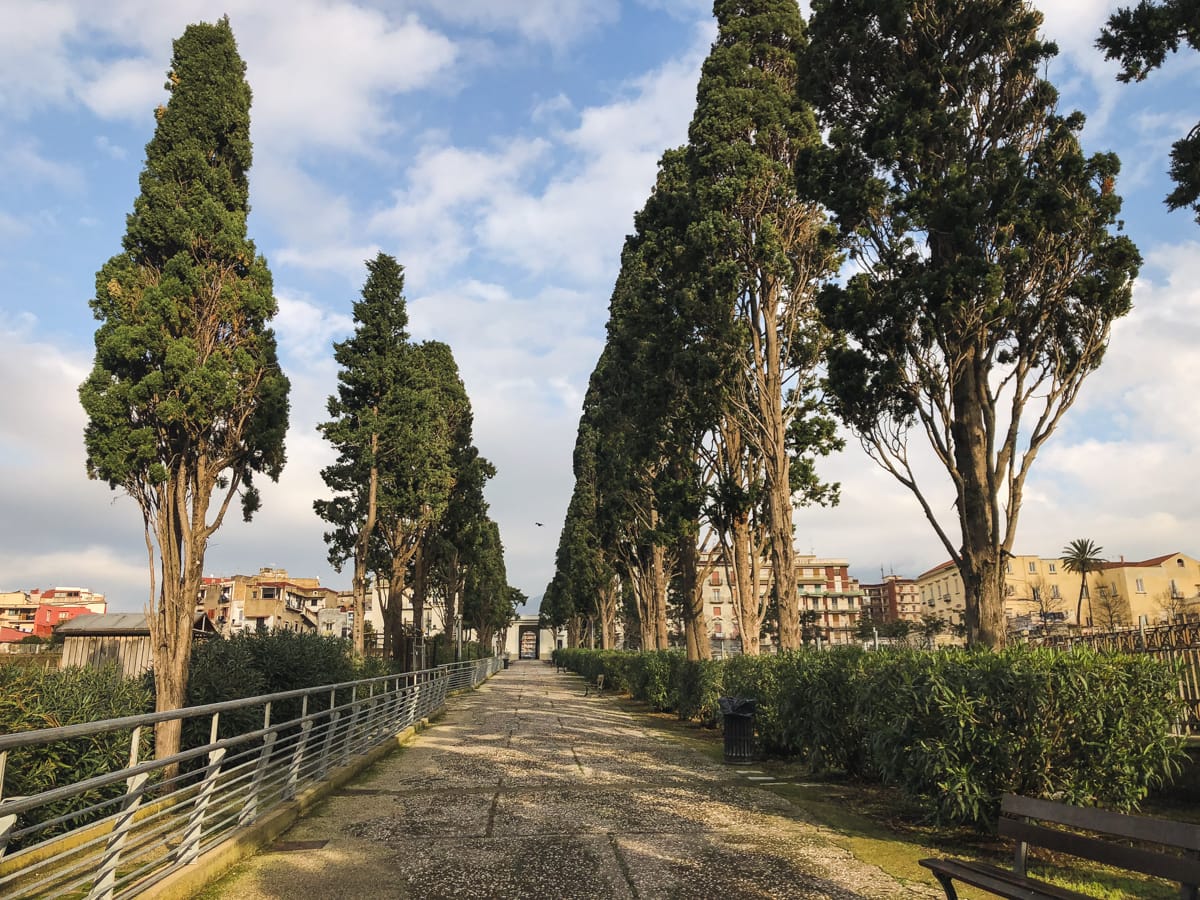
719 697 756 763
502 658 511 669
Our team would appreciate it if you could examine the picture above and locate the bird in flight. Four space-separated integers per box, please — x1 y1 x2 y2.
535 522 544 527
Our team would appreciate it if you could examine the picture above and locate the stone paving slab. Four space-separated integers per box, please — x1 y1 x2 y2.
207 661 939 899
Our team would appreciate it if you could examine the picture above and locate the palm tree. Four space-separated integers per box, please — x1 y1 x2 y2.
1061 539 1105 630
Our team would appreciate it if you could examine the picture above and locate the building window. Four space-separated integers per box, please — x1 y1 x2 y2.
1179 558 1186 567
1051 585 1060 599
713 606 722 617
1135 578 1145 593
1028 561 1037 573
1048 563 1056 573
714 621 723 635
261 587 278 600
710 571 721 586
1006 561 1012 573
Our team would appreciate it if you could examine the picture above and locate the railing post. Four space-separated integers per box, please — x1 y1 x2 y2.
0 813 15 862
284 720 313 801
85 771 149 900
318 711 340 779
240 731 277 826
179 747 225 865
343 687 359 766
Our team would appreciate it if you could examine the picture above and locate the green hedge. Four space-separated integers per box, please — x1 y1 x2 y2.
554 645 1187 828
0 664 153 846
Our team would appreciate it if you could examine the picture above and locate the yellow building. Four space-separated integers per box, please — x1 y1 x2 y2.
915 551 1200 633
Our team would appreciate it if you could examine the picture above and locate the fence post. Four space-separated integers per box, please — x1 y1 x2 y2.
179 747 226 865
318 711 340 779
284 720 313 801
240 731 277 826
85 771 149 900
343 687 359 766
0 813 15 862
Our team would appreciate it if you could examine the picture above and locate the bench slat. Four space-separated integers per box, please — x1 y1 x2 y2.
919 858 1092 900
1002 794 1200 851
1001 818 1200 885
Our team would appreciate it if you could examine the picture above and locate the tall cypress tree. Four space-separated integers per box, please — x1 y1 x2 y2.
80 17 289 760
316 252 410 657
685 0 841 650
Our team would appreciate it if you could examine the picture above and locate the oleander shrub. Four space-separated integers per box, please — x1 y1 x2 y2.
626 650 680 711
675 659 724 726
775 647 871 775
0 663 153 847
856 646 1187 828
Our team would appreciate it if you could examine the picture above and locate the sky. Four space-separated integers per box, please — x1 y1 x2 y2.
0 0 1196 614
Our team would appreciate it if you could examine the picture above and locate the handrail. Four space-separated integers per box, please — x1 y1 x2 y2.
0 656 502 899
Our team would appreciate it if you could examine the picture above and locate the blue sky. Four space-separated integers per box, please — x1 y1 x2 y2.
0 0 1196 612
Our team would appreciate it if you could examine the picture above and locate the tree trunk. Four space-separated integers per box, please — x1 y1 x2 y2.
729 510 761 655
951 351 1005 648
597 579 618 648
350 438 379 658
412 542 428 670
650 542 669 649
678 533 711 660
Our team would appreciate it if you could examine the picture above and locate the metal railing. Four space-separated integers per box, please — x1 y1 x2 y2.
0 656 501 899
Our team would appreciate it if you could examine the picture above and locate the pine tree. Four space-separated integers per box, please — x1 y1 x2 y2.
804 0 1141 647
79 17 289 761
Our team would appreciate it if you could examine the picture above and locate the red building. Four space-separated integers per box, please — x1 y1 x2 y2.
34 604 97 638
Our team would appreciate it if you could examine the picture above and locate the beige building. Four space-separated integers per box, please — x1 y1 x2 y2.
701 551 865 646
915 551 1200 633
1 586 108 635
197 568 341 635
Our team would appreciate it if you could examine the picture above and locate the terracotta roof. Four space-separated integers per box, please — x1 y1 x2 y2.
1096 552 1180 570
915 559 956 580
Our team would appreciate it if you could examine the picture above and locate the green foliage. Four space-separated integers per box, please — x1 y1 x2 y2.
557 646 1185 829
1098 0 1200 223
857 647 1186 827
674 659 724 726
80 15 288 519
0 665 152 846
626 650 681 711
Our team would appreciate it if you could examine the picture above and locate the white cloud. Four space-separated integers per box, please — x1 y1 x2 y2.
1 140 84 192
410 0 619 47
478 25 712 282
0 0 79 113
77 56 166 122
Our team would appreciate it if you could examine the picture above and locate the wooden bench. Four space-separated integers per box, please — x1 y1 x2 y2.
920 793 1200 900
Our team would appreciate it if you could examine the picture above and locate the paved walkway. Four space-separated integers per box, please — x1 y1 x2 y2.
209 661 938 899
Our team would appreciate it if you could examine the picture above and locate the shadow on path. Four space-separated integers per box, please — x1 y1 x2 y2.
209 661 939 899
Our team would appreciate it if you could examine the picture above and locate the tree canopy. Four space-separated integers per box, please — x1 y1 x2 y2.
803 0 1140 647
1099 0 1200 223
79 16 289 759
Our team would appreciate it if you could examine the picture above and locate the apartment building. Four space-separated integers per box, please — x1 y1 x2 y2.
0 587 107 635
861 574 923 624
701 551 865 645
914 551 1200 632
197 568 341 635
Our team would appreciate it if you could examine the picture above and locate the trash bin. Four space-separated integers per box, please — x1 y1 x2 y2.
719 697 756 763
502 657 511 669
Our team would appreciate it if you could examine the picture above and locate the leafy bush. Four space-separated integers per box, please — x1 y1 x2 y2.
857 646 1187 827
626 650 680 711
675 659 724 726
0 664 152 845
